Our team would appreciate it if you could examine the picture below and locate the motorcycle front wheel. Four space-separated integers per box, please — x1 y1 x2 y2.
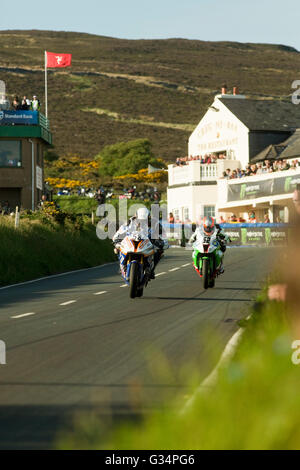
136 287 144 297
129 263 139 299
202 258 209 290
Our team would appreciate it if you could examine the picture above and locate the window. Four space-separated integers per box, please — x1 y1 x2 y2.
204 205 215 218
0 141 21 167
174 209 180 222
184 207 190 222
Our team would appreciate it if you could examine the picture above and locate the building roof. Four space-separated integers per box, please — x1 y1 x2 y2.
252 129 300 162
251 144 287 162
280 129 300 159
218 97 300 132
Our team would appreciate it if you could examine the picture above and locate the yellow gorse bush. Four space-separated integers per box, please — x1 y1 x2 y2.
113 168 167 183
45 177 93 189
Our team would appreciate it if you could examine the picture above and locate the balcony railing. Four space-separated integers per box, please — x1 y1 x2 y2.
200 164 217 180
168 159 240 186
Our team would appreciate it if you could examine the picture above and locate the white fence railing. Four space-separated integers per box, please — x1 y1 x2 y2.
168 160 240 186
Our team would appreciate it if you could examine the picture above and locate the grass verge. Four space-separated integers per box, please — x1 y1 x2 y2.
0 216 115 286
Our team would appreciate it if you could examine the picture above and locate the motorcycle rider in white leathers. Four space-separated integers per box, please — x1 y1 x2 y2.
189 216 230 274
113 207 168 279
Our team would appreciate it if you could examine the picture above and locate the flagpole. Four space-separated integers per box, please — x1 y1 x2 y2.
45 51 48 119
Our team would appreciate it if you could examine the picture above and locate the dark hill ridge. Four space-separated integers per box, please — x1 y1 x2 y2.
0 30 299 161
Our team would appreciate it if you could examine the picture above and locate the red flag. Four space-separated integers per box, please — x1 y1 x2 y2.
46 51 72 68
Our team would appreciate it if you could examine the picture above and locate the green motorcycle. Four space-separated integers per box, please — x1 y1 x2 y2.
192 231 223 289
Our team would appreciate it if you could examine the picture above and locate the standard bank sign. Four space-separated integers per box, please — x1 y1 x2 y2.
0 110 38 125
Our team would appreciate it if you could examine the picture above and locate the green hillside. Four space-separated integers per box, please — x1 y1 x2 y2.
0 30 299 162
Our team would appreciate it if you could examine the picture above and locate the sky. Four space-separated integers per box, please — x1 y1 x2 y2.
1 0 300 50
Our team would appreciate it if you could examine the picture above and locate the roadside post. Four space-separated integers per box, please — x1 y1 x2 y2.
15 206 20 229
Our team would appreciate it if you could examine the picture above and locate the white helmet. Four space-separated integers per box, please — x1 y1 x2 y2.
136 207 149 220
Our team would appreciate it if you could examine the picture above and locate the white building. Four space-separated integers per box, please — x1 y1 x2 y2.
167 90 300 223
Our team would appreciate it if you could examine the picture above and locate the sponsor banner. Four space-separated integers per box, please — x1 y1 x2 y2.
222 228 241 246
227 174 300 202
0 110 38 125
241 228 265 245
265 227 289 246
165 224 288 246
227 179 273 201
273 175 300 194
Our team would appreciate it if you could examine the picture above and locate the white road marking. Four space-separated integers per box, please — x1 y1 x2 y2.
169 267 180 272
120 284 127 288
93 291 107 295
59 300 77 306
181 263 191 267
156 272 166 277
11 312 36 319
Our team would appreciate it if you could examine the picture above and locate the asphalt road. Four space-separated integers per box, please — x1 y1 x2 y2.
0 246 275 449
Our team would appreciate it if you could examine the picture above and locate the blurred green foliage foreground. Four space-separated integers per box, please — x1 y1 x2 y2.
57 285 300 449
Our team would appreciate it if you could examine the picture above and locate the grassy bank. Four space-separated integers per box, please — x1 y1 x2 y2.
58 288 300 450
0 216 115 286
54 195 98 215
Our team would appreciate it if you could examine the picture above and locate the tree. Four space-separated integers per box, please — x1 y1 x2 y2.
96 139 163 177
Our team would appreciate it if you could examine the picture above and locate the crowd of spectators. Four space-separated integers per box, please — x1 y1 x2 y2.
0 94 41 111
175 153 226 166
0 200 11 215
168 209 283 225
222 159 300 179
174 154 300 178
56 186 161 203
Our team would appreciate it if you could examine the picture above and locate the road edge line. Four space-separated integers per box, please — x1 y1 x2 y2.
0 262 117 291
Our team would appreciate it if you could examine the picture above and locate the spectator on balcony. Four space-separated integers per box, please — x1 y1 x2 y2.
248 211 256 223
264 213 271 223
21 96 31 110
290 160 298 170
12 95 21 110
168 212 175 224
30 95 40 111
244 165 251 176
0 94 10 110
224 168 231 179
256 163 264 175
282 160 290 171
263 160 272 173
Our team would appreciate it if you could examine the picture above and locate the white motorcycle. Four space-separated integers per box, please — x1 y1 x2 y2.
118 231 155 298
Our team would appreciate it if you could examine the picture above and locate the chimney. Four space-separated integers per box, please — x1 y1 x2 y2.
233 86 239 95
221 84 227 95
